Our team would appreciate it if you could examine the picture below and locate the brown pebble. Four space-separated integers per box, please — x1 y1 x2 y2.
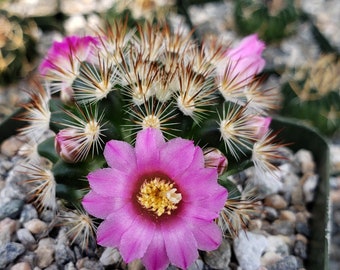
280 210 297 223
24 218 48 235
10 262 32 270
264 194 288 210
0 136 24 157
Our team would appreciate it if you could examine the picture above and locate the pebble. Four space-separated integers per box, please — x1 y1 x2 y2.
263 206 279 222
233 231 268 270
271 219 296 236
20 204 38 224
264 194 288 210
0 199 24 221
10 261 32 270
203 239 231 269
293 240 308 259
35 238 55 268
16 228 36 248
0 218 18 244
99 247 122 266
294 149 315 174
302 174 318 203
24 219 48 235
265 236 290 257
267 255 299 270
55 229 75 266
0 136 24 157
0 242 25 269
279 210 297 223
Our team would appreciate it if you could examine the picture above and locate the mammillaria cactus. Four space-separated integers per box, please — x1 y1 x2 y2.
17 20 285 269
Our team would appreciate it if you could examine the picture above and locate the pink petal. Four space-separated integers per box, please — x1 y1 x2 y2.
179 201 222 220
159 138 197 178
104 140 137 173
185 218 222 251
142 230 170 270
176 167 219 200
162 221 198 269
119 215 155 263
82 190 127 219
97 203 136 247
87 168 136 198
135 128 165 173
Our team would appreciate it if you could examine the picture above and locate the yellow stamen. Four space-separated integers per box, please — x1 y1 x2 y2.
137 177 182 216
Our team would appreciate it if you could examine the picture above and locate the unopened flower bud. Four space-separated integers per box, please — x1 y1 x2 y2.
248 116 272 139
204 147 228 175
55 128 80 163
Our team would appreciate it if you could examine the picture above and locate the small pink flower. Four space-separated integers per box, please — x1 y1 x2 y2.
39 36 98 102
55 128 80 163
248 116 272 139
217 34 266 87
82 128 228 270
204 147 228 175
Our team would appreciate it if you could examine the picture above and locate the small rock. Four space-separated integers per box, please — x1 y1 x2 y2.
24 219 48 235
0 218 18 244
0 136 24 157
76 257 104 270
233 231 267 270
265 236 290 257
55 229 75 266
64 261 77 270
302 174 318 203
10 261 32 270
293 240 308 259
16 228 36 248
267 255 299 270
261 251 282 267
279 210 296 223
0 199 24 221
0 242 25 269
264 206 279 222
294 149 315 174
20 204 38 224
204 238 231 269
264 194 288 210
99 247 122 266
270 220 295 236
35 238 55 268
296 221 310 237
188 259 204 270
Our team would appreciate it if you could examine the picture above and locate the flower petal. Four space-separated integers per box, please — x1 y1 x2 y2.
82 190 127 219
185 218 222 251
162 221 198 269
135 128 165 173
97 203 136 247
87 167 136 198
119 215 155 263
159 138 197 178
104 140 137 173
142 229 170 270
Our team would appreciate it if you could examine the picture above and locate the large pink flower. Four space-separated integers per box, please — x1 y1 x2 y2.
82 128 228 269
217 34 266 92
39 36 98 102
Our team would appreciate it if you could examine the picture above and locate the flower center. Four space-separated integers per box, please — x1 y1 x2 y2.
137 177 182 217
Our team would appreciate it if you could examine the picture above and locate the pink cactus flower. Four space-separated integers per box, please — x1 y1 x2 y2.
82 128 228 270
39 35 98 102
217 34 266 96
248 116 272 139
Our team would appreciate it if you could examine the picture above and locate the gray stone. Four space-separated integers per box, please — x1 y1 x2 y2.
263 206 279 222
0 242 25 269
20 204 38 224
293 240 308 259
302 174 318 203
0 199 24 221
267 255 299 270
270 220 295 236
233 231 267 270
188 259 204 270
203 239 231 269
99 247 121 266
55 229 75 266
0 218 17 245
16 228 36 248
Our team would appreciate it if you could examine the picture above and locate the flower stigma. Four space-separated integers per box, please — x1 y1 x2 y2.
137 177 182 217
